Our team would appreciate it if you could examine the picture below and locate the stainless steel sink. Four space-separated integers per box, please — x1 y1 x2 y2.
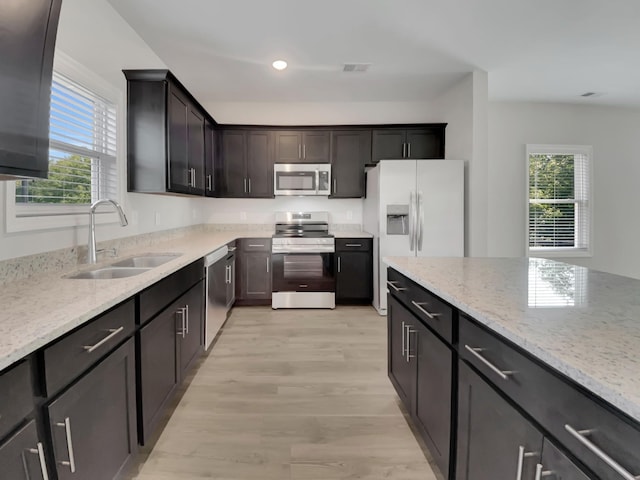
66 267 151 279
109 253 182 268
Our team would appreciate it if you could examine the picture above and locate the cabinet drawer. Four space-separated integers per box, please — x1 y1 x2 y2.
238 238 271 252
139 259 204 325
387 268 453 344
336 238 372 251
0 360 33 441
44 300 135 396
460 315 640 480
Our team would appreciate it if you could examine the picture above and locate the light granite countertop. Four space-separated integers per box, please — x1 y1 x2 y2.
0 230 272 372
384 256 640 424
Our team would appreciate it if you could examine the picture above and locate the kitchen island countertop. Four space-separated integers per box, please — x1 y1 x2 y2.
384 256 640 424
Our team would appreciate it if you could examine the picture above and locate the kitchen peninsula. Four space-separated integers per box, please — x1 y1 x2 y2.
385 256 640 480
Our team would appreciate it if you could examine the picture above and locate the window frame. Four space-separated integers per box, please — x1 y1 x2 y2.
5 51 125 233
525 144 593 258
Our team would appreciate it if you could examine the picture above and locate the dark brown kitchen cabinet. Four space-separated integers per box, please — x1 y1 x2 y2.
124 70 209 196
335 238 372 303
388 295 416 409
456 362 543 480
221 130 274 198
330 131 370 198
236 238 272 304
371 125 446 164
177 281 204 379
0 360 34 441
0 420 49 480
204 119 217 196
0 0 62 180
539 439 592 480
47 339 137 480
275 130 330 163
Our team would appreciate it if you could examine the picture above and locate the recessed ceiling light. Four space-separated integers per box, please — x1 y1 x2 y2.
272 60 288 71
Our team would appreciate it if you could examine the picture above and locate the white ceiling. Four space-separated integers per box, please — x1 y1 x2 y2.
108 0 640 107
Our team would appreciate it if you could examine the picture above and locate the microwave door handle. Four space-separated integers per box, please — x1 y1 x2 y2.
315 170 319 194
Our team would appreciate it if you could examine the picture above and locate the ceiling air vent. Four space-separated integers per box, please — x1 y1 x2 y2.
343 63 371 73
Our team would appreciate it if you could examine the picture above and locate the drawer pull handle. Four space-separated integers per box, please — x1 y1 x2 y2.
387 281 407 292
405 324 416 362
516 445 538 480
345 243 362 247
56 417 76 473
564 424 639 480
28 442 50 480
464 345 514 380
248 244 265 248
411 301 442 319
83 326 124 353
177 307 187 338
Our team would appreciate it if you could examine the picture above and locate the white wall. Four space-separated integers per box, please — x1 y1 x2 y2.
430 71 489 256
488 101 640 278
0 0 209 261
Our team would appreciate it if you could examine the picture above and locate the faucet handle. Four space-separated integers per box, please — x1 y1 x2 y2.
97 248 117 258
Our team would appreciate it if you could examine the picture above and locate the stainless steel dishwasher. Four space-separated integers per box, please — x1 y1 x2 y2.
204 243 235 350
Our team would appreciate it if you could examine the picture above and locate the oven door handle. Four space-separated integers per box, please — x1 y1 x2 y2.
315 169 319 195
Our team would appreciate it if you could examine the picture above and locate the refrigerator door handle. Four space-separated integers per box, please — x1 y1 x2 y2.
417 191 424 251
409 191 415 251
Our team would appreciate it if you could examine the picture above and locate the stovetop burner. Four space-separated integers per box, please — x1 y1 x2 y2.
273 211 332 239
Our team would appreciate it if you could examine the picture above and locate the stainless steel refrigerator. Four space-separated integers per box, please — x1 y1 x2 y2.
363 159 464 315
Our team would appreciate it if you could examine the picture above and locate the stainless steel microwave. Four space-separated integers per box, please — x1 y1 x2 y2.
274 164 331 196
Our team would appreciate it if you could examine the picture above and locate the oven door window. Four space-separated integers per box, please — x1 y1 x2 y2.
276 171 316 191
272 253 335 292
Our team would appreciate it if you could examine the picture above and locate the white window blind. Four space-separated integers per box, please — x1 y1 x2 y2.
527 145 591 256
14 71 118 214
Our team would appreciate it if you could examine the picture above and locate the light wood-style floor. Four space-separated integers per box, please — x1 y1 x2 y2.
127 306 439 480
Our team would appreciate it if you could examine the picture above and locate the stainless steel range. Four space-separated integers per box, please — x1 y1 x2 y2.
271 212 335 309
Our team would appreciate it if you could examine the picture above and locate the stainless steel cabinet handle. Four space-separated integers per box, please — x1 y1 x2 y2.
402 143 407 158
405 325 415 362
516 445 538 480
401 321 406 356
177 307 186 338
28 442 50 480
298 144 302 160
225 265 230 284
83 326 124 353
408 143 411 158
207 174 212 191
299 284 308 288
411 301 441 320
534 463 553 480
564 424 639 480
266 257 270 273
56 417 76 473
337 256 341 273
192 168 196 187
248 244 265 247
185 304 189 335
243 178 247 193
248 178 251 193
387 281 407 292
464 345 514 381
303 144 306 159
345 243 362 247
333 178 337 193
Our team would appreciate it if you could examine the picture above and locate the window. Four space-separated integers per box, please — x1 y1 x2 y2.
526 144 592 257
6 53 121 232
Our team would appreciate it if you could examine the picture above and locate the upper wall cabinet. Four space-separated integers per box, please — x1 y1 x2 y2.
330 130 371 198
220 129 274 198
275 130 330 163
371 125 446 164
0 0 62 180
124 70 212 196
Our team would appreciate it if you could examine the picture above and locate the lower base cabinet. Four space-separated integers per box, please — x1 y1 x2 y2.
47 338 137 480
178 281 204 379
0 420 48 480
456 362 542 480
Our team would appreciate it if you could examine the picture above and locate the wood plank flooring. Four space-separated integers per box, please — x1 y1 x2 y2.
126 306 440 480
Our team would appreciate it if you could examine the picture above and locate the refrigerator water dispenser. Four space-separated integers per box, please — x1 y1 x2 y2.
386 205 409 235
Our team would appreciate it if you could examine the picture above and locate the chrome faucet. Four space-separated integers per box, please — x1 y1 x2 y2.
88 199 128 264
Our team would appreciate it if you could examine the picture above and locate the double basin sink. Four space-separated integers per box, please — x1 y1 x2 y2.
67 253 182 279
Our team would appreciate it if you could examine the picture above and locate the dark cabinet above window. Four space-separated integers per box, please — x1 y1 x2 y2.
0 0 62 180
124 70 214 196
